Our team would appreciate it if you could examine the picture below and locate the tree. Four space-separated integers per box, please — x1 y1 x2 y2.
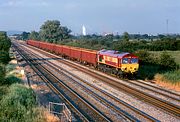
29 31 40 40
0 84 37 121
21 32 30 40
0 64 6 83
15 32 30 40
60 26 72 40
123 32 129 41
158 34 166 40
0 32 11 64
0 51 11 64
159 52 177 70
135 50 151 64
0 32 11 51
39 20 71 43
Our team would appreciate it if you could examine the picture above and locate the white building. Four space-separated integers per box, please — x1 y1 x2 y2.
82 25 86 36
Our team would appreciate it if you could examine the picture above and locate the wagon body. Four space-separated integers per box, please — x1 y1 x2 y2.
54 45 63 55
62 46 71 57
27 40 39 47
39 42 48 50
70 47 82 60
81 49 97 66
46 43 55 52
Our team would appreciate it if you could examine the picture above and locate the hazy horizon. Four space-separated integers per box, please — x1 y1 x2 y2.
0 0 180 35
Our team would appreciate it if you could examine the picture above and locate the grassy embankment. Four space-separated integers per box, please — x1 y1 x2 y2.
0 60 45 122
0 57 59 121
150 51 180 90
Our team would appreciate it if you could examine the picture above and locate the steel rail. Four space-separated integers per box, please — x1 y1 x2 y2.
13 43 111 122
15 42 142 122
19 42 160 122
22 42 180 118
23 42 180 101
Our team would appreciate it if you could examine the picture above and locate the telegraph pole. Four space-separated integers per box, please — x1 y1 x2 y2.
166 19 169 35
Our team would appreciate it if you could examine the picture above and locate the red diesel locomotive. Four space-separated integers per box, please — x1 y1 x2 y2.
27 40 139 77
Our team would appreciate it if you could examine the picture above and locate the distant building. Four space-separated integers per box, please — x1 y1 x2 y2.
82 25 86 36
102 32 113 36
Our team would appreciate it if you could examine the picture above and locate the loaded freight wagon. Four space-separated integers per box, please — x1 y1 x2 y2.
54 45 63 55
27 40 139 77
62 45 71 58
70 47 82 61
81 49 97 66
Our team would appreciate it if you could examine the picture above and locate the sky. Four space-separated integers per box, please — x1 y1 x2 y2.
0 0 180 35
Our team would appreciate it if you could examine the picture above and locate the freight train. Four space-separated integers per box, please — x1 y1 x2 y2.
27 40 139 77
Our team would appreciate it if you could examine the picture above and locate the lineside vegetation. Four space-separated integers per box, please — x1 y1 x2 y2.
15 20 180 85
0 32 49 121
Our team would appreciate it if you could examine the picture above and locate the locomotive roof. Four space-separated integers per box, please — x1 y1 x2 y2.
98 49 132 58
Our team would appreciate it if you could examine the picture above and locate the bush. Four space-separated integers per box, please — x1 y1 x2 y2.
0 64 6 84
9 84 37 109
0 101 27 122
0 86 8 100
137 64 161 80
135 50 152 64
159 52 178 70
0 84 37 121
0 32 11 65
150 39 180 51
0 32 11 51
24 107 47 122
4 75 22 85
6 63 17 73
135 50 178 80
0 50 11 64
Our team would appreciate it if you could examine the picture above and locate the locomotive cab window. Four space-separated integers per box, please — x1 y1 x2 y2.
131 58 138 64
122 58 129 64
99 55 103 62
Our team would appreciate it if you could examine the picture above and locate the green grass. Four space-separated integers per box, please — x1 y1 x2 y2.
0 58 47 122
6 63 17 73
0 86 8 100
149 51 180 84
162 70 180 84
150 51 180 66
0 84 46 122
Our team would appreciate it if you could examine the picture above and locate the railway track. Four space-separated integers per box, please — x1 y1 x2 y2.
60 59 180 117
15 42 159 121
20 41 180 118
21 42 180 101
126 79 180 102
13 43 112 122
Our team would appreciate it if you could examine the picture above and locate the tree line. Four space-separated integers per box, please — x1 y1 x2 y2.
15 20 71 43
12 20 179 81
13 20 180 52
58 34 180 52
